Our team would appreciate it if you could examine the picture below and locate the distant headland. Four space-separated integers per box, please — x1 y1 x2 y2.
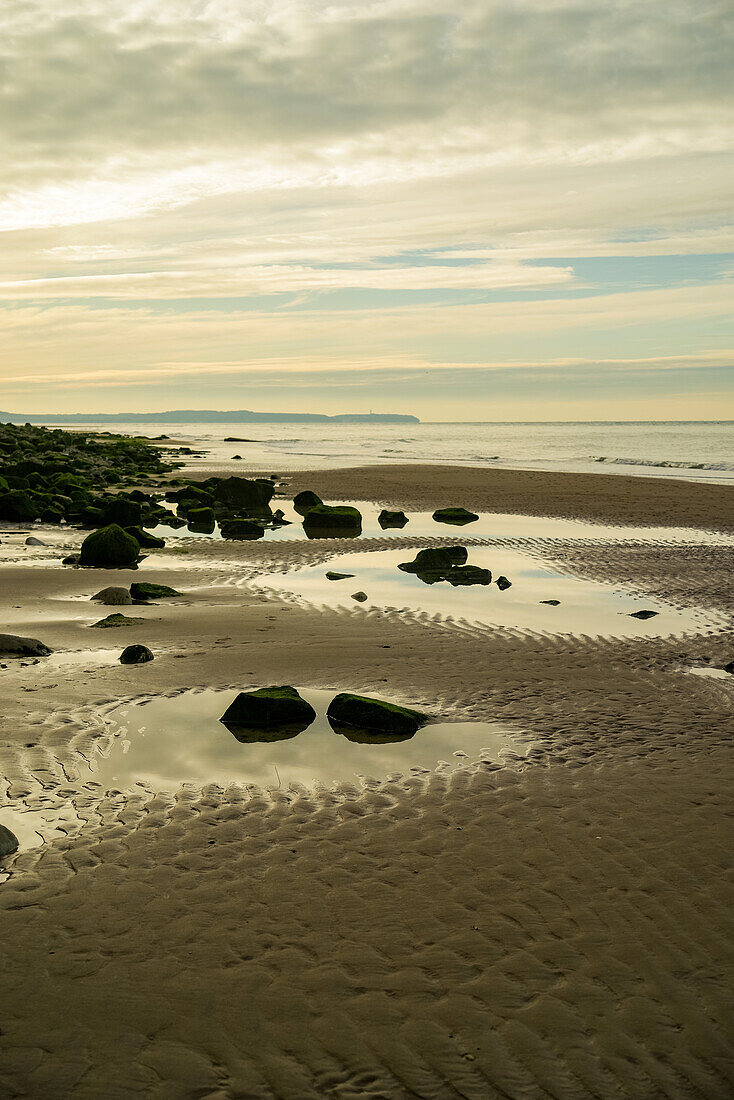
0 409 420 425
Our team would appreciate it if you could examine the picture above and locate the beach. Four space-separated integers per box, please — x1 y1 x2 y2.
1 452 733 1098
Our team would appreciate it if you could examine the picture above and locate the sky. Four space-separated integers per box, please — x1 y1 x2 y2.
0 0 733 421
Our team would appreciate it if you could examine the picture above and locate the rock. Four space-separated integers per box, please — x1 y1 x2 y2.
187 507 216 533
231 454 242 460
220 685 316 741
91 586 133 605
445 565 491 586
432 507 479 525
0 490 40 522
157 513 187 529
351 591 368 602
212 476 274 513
0 633 52 657
495 576 512 591
303 505 362 538
271 509 290 526
723 660 734 674
219 518 265 541
378 509 409 529
540 599 560 606
79 524 140 569
62 554 81 565
398 546 469 583
91 614 146 628
0 824 19 859
327 693 428 742
130 582 181 600
25 536 46 546
326 571 355 581
119 644 154 665
123 526 165 549
629 609 658 619
102 498 142 527
293 490 323 516
224 436 254 443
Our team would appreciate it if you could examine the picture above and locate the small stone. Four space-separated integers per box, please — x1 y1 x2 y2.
326 571 355 581
540 599 560 606
495 576 512 590
351 591 368 602
25 536 46 546
629 609 658 619
91 586 133 605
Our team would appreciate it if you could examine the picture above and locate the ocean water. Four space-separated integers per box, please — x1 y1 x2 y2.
39 420 733 483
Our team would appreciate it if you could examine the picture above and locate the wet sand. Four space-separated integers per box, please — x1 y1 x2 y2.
0 464 733 1098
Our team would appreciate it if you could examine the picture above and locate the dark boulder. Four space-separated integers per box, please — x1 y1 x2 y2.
293 490 323 516
220 685 316 742
303 505 362 539
0 633 52 657
326 571 355 581
25 536 46 546
495 576 512 591
629 609 658 619
119 644 154 665
445 565 491 586
102 498 142 527
79 524 140 569
398 546 468 583
213 476 274 514
91 586 133 605
0 490 40 522
327 693 428 743
219 519 265 541
187 507 216 533
0 824 19 859
130 582 181 601
723 660 734 674
378 509 409 529
351 591 368 602
432 507 479 525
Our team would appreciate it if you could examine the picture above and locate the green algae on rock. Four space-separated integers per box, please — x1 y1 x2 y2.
79 525 141 569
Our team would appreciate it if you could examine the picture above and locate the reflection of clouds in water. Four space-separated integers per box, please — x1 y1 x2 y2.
254 545 715 638
92 689 521 792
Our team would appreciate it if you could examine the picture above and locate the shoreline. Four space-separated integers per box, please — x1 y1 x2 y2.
0 449 733 1096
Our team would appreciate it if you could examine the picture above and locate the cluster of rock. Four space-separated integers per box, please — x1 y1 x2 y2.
220 686 428 744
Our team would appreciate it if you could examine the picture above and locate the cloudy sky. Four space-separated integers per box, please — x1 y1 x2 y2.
1 0 732 420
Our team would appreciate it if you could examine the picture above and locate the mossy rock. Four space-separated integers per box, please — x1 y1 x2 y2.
327 693 428 741
91 614 146 628
432 507 479 525
293 489 323 516
130 582 181 601
220 685 316 742
102 498 142 527
212 476 274 513
187 507 216 533
303 505 362 538
0 490 40 522
79 524 140 569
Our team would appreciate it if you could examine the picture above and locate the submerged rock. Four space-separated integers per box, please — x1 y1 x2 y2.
293 490 323 516
119 644 154 665
432 507 479 525
327 692 428 742
326 571 355 581
629 609 658 619
220 685 316 742
378 509 409 529
0 824 19 859
398 546 473 585
91 614 146 628
91 586 133 605
495 576 512 591
130 582 181 601
0 633 52 657
79 524 140 569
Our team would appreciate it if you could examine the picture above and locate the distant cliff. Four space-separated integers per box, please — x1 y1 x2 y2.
0 409 420 425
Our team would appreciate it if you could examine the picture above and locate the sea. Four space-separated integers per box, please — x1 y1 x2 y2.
36 420 734 484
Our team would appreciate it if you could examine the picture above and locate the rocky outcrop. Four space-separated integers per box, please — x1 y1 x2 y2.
79 524 140 569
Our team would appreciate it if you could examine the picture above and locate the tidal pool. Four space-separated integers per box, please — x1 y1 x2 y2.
90 688 524 791
252 545 717 638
